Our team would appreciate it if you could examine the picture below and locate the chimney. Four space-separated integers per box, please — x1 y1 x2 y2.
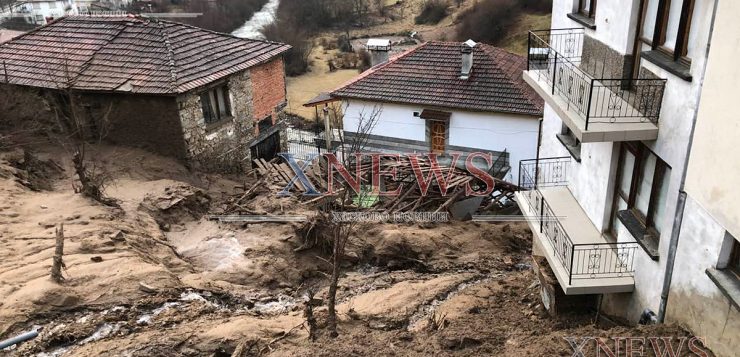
367 38 391 66
460 39 477 80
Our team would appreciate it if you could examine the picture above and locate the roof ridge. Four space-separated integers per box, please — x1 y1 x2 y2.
157 20 178 93
156 17 288 46
330 42 427 95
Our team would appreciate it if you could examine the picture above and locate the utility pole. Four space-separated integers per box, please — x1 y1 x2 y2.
323 105 331 151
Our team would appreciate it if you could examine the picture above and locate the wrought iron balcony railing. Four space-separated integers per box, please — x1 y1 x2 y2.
519 157 638 283
527 29 666 130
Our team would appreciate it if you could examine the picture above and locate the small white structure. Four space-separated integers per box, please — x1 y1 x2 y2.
366 38 391 66
332 41 543 181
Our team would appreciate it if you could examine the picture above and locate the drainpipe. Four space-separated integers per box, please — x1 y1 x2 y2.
0 329 40 350
657 0 719 324
628 0 647 82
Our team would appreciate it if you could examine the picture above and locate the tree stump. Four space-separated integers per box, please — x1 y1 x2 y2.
51 223 66 283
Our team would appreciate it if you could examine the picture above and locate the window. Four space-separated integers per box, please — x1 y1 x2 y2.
556 124 581 162
200 85 231 125
568 0 597 28
728 239 740 278
578 0 596 18
642 0 695 60
609 142 670 259
257 115 273 134
718 232 740 278
708 232 740 309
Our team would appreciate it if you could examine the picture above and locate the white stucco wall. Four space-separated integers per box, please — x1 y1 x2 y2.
668 2 740 355
551 0 642 55
343 100 540 181
343 100 426 142
684 0 740 240
539 0 718 324
666 196 740 357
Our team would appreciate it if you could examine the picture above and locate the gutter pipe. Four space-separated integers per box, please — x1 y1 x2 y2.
657 0 720 323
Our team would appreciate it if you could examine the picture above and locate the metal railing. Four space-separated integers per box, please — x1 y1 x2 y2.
527 29 666 129
518 157 637 283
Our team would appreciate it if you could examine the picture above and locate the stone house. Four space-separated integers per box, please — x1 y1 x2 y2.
0 16 290 171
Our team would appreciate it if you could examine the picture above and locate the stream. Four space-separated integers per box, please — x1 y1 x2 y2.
232 0 280 39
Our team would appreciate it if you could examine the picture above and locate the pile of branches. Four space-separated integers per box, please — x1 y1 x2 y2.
241 155 520 216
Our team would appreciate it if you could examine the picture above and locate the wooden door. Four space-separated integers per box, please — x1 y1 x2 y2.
430 121 447 154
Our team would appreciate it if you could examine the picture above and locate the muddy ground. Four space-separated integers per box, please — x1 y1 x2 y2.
0 141 708 356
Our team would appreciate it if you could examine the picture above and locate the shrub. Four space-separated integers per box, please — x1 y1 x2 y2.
414 0 448 25
178 0 269 33
456 0 551 45
262 21 314 76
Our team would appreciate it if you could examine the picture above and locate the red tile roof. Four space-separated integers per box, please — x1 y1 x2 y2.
0 29 25 44
331 41 543 116
0 16 291 94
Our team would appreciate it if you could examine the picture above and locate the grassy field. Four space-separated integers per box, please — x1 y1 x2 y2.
499 13 552 56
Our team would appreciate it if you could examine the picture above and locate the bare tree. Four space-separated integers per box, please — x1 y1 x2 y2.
323 104 382 337
0 0 20 13
44 57 118 207
373 0 387 17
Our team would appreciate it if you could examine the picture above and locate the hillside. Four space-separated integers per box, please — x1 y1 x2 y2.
281 0 551 119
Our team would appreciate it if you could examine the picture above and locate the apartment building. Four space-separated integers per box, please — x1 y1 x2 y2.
514 0 737 355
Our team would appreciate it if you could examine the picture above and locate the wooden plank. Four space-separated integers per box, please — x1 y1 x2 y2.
279 162 306 191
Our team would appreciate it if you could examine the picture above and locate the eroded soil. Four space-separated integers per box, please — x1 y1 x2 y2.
0 143 706 356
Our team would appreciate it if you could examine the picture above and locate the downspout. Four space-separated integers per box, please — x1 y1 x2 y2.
657 0 719 323
628 0 647 82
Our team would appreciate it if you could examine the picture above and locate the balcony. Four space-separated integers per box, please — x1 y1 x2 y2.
524 29 666 143
514 157 638 294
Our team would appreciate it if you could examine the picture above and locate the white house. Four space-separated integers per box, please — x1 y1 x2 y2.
515 0 737 355
8 0 130 26
331 40 544 181
15 0 77 25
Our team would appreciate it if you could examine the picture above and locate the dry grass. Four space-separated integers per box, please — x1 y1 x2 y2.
285 46 359 120
498 13 552 56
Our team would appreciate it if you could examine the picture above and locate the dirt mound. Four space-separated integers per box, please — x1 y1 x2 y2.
139 184 211 230
0 148 65 191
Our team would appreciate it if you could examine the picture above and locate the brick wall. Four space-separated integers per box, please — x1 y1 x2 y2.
250 58 287 133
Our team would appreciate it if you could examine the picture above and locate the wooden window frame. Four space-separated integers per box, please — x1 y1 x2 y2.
644 0 695 61
609 142 669 236
200 84 232 125
578 0 597 18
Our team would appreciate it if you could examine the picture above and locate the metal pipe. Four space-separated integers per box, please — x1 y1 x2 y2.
0 329 40 350
657 0 719 324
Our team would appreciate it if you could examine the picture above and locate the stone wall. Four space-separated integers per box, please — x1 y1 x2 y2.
581 35 634 80
177 58 287 172
177 69 254 172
